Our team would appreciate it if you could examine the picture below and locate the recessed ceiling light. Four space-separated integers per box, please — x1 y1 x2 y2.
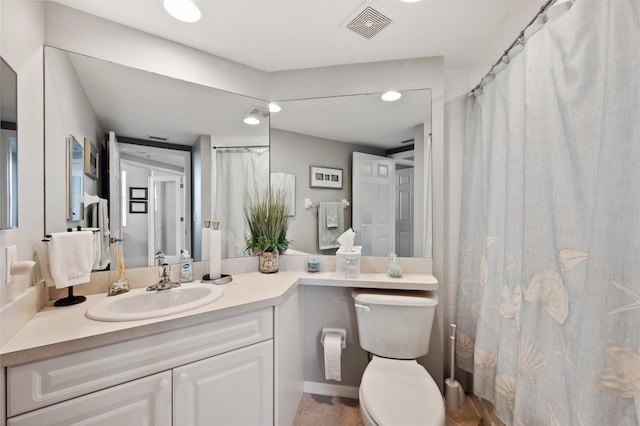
401 0 421 3
163 0 201 23
269 103 282 113
381 91 402 102
243 116 260 125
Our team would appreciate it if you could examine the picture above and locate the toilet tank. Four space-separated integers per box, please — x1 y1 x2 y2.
352 289 438 359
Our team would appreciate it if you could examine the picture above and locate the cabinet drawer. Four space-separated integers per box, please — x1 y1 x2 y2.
8 371 172 426
7 307 273 416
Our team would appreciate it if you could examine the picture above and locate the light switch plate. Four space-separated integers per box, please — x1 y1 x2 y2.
6 245 17 284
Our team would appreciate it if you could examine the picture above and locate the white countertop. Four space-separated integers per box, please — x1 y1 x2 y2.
0 271 437 367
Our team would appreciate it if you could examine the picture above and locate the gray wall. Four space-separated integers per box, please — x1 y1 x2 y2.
270 128 384 255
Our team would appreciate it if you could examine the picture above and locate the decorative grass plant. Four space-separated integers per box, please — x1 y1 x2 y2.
243 190 290 255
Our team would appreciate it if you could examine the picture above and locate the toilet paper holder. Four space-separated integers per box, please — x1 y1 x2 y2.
320 327 346 349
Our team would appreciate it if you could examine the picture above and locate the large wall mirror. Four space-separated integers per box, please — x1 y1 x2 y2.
1 57 18 229
44 46 433 274
270 90 432 258
44 46 269 269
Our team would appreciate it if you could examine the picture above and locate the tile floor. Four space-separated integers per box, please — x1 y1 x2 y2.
293 393 482 426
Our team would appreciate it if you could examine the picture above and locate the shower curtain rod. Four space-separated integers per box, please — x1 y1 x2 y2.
471 0 557 94
213 145 268 150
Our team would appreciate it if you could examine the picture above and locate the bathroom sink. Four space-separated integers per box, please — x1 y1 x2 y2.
86 284 225 322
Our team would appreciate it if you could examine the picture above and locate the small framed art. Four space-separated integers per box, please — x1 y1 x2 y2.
309 166 343 189
129 187 148 200
129 200 147 214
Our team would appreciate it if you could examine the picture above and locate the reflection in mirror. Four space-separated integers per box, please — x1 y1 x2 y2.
214 146 269 259
271 172 296 216
270 89 432 257
44 47 269 270
66 136 84 221
1 57 18 229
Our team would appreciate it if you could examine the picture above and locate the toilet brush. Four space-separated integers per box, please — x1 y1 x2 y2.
445 324 465 410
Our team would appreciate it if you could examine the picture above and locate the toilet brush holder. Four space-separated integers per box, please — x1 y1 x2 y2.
445 324 465 410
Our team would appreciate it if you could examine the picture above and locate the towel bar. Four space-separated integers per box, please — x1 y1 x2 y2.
304 198 350 210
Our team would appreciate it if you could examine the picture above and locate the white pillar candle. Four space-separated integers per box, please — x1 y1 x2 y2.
209 229 221 279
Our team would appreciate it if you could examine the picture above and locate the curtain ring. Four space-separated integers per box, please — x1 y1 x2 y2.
518 32 526 46
537 12 548 24
501 55 510 64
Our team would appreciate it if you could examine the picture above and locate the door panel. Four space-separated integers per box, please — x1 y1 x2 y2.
352 152 395 256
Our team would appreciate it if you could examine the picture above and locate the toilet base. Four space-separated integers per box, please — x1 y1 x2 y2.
358 386 376 426
358 357 445 426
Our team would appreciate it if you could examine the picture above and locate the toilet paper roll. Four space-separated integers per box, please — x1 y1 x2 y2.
323 332 343 381
202 228 211 262
209 229 221 279
10 260 36 276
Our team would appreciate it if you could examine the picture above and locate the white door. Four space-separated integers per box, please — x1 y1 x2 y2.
7 372 172 426
148 175 184 265
173 340 274 426
108 131 121 269
352 152 395 256
395 167 414 257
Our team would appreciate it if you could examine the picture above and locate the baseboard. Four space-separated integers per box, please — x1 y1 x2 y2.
303 381 359 399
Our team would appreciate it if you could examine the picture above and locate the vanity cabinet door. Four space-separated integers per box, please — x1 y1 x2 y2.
174 340 274 426
8 371 171 426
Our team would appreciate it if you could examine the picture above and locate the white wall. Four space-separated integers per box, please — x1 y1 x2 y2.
0 1 44 314
270 128 384 255
44 47 104 234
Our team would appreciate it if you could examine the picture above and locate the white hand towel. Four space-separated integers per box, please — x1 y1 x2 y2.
326 202 339 228
48 231 95 289
80 228 101 270
97 199 111 269
318 202 344 250
35 241 56 287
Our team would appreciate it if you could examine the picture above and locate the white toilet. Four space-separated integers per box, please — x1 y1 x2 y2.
352 289 445 426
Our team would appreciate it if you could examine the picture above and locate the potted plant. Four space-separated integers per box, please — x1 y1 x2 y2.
243 190 290 273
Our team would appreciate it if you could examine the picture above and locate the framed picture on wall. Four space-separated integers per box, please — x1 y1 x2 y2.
129 187 148 200
83 137 99 180
129 200 147 214
309 166 342 189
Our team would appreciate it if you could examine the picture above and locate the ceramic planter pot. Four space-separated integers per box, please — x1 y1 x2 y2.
259 251 279 273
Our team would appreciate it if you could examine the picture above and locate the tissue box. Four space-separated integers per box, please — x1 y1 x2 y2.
336 247 361 279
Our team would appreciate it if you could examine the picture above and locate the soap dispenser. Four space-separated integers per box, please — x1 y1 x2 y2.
180 250 194 282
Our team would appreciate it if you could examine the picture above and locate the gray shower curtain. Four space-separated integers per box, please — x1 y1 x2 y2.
456 1 640 425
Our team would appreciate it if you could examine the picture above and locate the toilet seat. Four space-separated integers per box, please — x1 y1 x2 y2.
360 356 445 426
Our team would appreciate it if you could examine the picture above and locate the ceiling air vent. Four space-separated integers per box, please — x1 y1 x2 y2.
345 5 393 39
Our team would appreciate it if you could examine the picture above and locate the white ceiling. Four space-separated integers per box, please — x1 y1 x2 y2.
54 0 543 72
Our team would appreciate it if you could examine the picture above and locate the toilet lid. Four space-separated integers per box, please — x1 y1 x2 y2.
360 357 445 426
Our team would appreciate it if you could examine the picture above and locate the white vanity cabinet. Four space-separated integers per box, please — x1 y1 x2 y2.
174 340 273 425
5 308 274 426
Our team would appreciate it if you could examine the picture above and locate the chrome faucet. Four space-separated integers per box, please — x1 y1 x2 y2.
147 263 180 291
154 250 165 266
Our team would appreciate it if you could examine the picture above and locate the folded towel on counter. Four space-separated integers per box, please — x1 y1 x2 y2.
48 231 95 289
318 202 344 250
